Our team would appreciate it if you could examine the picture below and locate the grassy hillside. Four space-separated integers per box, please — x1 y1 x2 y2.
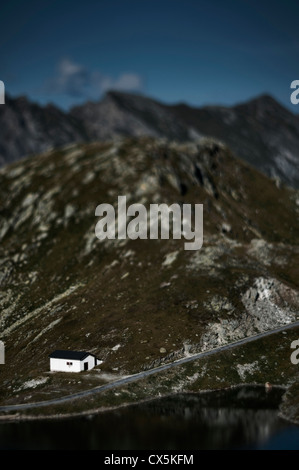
0 137 298 406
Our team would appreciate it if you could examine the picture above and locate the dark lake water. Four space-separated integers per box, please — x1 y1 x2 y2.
0 386 298 450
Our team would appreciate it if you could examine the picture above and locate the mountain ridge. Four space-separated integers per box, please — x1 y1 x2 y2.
1 91 299 188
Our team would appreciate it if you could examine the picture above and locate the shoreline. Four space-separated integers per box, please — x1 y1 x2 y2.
0 381 297 425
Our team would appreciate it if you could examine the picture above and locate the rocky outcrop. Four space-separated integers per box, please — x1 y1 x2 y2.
143 276 299 370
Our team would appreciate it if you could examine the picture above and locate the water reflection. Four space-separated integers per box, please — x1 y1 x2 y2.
0 386 298 450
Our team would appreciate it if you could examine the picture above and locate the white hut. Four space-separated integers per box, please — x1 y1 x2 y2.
49 350 100 373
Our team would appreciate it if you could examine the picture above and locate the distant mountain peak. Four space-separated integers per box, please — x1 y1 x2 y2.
236 93 290 114
0 91 299 188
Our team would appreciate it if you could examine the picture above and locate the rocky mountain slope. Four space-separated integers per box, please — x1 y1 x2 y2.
171 94 299 189
0 136 298 405
1 92 299 188
70 91 192 142
0 96 88 167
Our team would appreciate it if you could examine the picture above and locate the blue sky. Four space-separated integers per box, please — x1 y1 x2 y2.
1 0 298 110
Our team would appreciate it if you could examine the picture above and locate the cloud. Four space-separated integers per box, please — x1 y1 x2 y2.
46 58 144 99
45 59 89 97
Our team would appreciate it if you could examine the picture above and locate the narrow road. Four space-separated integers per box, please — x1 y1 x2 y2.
1 321 299 413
